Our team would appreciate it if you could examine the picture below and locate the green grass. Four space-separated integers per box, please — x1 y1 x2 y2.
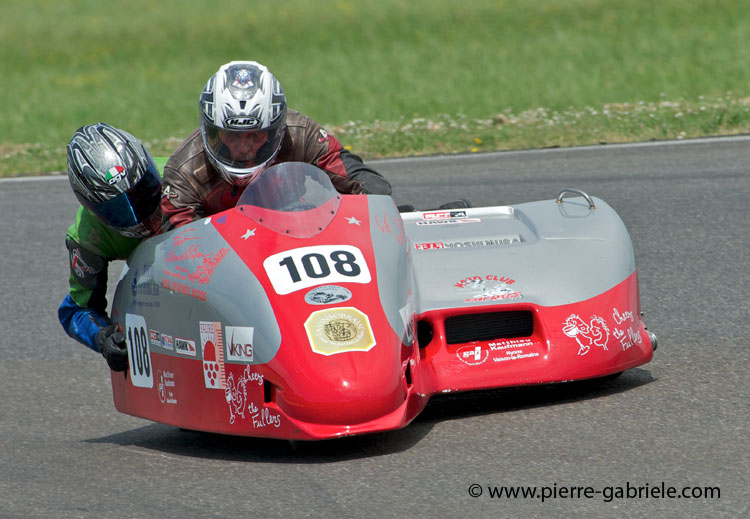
3 0 750 175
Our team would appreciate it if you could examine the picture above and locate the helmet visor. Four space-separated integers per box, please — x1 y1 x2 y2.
87 165 161 230
203 123 284 171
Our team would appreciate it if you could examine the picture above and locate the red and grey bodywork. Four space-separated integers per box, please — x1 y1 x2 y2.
111 163 655 440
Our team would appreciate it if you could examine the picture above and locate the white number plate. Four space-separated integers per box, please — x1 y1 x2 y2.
263 245 371 295
125 313 153 388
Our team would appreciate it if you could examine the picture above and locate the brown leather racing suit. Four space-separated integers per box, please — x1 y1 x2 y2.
160 109 391 232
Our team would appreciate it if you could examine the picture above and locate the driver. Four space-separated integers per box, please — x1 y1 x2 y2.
160 60 391 231
58 123 163 372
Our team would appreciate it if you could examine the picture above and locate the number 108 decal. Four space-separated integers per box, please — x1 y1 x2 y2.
125 313 154 388
264 245 371 295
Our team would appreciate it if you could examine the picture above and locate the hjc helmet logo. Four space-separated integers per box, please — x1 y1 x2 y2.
225 117 261 129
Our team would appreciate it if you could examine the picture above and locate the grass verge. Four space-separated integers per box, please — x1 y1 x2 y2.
4 94 749 176
2 0 750 175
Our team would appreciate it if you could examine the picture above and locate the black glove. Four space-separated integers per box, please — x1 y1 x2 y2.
97 324 128 372
436 199 472 209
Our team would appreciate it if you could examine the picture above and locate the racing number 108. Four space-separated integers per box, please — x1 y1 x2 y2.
125 313 154 388
278 250 361 282
128 326 151 377
263 245 371 295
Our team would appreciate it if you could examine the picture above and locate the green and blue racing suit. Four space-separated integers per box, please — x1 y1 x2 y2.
58 207 141 351
58 156 166 352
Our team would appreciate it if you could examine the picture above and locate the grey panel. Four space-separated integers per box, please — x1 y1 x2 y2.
112 218 281 363
403 196 636 312
367 195 415 344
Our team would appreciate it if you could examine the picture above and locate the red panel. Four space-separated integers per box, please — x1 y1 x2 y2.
416 272 653 395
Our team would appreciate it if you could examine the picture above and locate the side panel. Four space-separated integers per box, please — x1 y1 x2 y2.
367 195 416 347
113 222 282 364
111 217 286 436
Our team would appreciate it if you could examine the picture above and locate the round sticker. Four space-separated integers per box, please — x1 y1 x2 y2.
304 285 353 305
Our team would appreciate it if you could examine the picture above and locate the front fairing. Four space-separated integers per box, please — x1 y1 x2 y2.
112 180 423 438
219 185 421 431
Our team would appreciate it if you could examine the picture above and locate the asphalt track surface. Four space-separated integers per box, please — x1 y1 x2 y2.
1 137 748 518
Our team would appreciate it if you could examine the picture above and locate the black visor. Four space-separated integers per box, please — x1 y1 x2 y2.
87 165 161 230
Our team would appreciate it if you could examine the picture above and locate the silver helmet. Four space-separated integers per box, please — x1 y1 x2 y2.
199 61 287 186
67 123 161 238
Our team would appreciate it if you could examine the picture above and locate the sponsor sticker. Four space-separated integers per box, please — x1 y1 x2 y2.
200 321 225 389
225 326 254 364
160 227 229 301
132 264 159 298
157 370 178 405
174 337 196 357
415 236 521 251
455 274 522 302
304 285 353 305
224 366 280 427
415 218 481 226
304 307 376 356
562 314 610 356
149 329 162 348
415 242 445 251
160 334 174 351
563 307 642 357
457 345 490 365
225 116 261 129
488 339 543 364
422 210 469 220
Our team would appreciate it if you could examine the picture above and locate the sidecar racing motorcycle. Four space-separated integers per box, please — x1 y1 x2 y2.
111 162 656 439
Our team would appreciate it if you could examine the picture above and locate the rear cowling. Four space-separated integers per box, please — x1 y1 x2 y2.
401 195 653 395
403 196 636 312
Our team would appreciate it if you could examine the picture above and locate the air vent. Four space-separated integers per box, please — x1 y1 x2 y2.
264 380 275 403
444 311 533 344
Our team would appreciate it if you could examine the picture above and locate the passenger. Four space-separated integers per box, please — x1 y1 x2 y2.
161 60 391 231
58 123 162 372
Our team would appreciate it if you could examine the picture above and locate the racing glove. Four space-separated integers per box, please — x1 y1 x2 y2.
97 323 129 372
436 199 472 209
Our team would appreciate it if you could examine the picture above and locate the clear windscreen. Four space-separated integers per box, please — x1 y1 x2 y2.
236 162 341 237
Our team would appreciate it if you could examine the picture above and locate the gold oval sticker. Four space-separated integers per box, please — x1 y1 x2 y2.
304 307 376 355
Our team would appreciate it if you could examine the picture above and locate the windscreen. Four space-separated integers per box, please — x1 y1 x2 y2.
236 162 341 238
